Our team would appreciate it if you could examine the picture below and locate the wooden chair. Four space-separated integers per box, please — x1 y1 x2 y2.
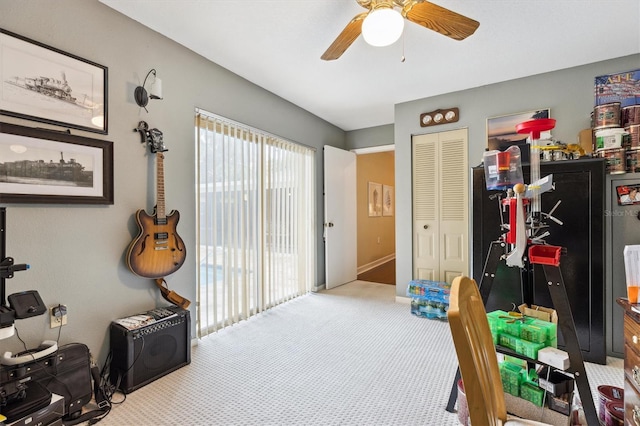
447 276 553 426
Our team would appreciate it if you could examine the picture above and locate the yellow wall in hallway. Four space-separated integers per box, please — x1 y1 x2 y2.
357 151 395 268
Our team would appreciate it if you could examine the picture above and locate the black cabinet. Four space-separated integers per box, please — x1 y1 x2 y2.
472 158 606 364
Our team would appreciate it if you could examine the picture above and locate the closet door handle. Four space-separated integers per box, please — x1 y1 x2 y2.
423 225 429 230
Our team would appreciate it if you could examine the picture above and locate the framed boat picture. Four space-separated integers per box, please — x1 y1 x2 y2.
0 122 113 204
0 28 108 134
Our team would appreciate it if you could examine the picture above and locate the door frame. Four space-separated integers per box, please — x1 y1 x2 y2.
352 144 396 282
323 144 396 289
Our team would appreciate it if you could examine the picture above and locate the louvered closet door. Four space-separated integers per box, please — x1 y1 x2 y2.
412 129 468 283
413 133 439 280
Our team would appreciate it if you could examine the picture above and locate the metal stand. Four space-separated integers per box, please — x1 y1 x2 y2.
0 207 14 330
0 208 30 331
1 207 6 304
445 241 598 425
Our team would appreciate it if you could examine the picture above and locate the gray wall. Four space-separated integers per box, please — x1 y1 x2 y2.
0 0 345 363
346 124 394 150
392 54 640 298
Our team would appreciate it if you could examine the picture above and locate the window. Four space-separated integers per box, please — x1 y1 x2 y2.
196 110 316 336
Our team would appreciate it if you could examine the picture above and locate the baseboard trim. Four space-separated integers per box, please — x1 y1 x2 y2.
357 254 396 274
395 295 410 304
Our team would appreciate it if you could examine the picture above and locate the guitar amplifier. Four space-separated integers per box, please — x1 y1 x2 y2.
109 305 190 393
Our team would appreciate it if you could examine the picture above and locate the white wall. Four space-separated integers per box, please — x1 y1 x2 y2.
0 0 345 364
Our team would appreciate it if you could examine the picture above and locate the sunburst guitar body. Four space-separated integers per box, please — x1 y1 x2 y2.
127 206 186 278
126 123 186 278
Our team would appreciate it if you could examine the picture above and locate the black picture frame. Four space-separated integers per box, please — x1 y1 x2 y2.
0 123 113 204
0 28 108 134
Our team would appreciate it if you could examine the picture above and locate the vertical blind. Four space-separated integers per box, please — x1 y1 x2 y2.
196 110 316 337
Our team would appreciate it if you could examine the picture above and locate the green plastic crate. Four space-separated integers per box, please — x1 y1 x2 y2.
499 361 523 397
520 382 545 407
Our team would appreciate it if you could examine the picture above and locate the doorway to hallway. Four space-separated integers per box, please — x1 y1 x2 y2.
357 259 395 285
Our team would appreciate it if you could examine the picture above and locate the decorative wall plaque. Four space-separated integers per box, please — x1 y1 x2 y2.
420 107 459 127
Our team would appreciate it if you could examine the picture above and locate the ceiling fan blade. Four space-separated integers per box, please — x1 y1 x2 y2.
402 1 479 41
321 12 368 61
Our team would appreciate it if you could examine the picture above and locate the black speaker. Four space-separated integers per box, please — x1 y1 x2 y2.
109 306 190 393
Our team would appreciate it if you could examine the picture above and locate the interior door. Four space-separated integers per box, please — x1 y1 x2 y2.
324 145 357 289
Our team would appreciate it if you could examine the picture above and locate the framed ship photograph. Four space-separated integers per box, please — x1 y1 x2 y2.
0 123 113 204
0 28 108 134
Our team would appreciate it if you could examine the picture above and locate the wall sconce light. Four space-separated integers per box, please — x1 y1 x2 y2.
134 69 163 112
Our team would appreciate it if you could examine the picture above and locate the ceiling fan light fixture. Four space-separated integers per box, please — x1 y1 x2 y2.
361 7 404 47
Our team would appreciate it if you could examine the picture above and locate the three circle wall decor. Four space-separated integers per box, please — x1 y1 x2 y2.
420 107 459 127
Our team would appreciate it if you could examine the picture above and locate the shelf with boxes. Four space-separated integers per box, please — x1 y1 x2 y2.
487 306 575 417
496 345 575 413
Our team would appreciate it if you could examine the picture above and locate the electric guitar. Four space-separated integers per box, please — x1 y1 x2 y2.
126 122 186 278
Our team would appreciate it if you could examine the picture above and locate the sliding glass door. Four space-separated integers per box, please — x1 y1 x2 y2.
196 110 316 336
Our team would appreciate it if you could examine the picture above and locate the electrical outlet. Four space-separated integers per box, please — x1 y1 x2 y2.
49 305 67 328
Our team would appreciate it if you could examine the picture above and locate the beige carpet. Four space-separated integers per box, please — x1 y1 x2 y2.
97 281 623 425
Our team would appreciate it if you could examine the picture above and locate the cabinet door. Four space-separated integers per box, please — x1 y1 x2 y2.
608 174 640 356
412 129 468 283
531 161 605 365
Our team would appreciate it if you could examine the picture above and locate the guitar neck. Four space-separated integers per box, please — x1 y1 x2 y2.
156 152 166 222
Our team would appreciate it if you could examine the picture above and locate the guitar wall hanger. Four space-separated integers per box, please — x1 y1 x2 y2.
134 121 167 153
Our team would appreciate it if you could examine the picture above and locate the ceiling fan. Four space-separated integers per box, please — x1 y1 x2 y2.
321 0 479 61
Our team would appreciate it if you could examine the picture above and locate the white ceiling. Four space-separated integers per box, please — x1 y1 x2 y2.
99 0 640 131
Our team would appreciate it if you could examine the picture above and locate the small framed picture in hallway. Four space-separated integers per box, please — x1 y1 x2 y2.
383 185 394 216
368 181 382 217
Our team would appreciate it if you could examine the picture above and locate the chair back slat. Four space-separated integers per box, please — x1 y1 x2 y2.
448 276 507 426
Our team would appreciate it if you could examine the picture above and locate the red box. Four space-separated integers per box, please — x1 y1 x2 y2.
528 245 562 266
